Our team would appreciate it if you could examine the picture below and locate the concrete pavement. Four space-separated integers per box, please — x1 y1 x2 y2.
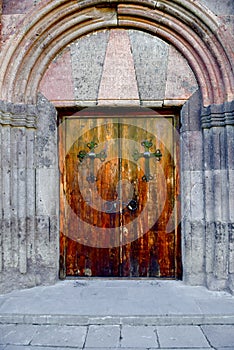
0 280 234 349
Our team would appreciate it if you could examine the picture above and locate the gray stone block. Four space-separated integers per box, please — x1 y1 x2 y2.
129 30 169 101
211 127 226 170
157 325 210 348
190 172 205 220
181 89 202 132
0 324 38 345
213 222 229 280
181 131 203 171
5 347 82 350
203 129 213 171
200 0 234 15
0 101 38 129
35 215 58 269
229 224 234 275
201 101 234 129
201 325 234 348
182 219 206 285
31 325 87 347
36 94 57 168
165 45 198 101
213 170 229 221
85 325 120 348
35 168 59 216
1 219 12 269
226 125 234 170
205 221 216 276
121 325 158 348
71 31 109 102
229 170 234 221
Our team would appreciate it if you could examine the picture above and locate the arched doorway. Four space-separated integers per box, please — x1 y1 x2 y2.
0 0 233 293
58 106 182 279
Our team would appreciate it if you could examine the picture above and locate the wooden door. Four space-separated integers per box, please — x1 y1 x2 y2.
59 112 181 279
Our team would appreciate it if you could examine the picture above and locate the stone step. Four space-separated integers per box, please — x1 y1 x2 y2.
1 280 234 329
1 313 234 326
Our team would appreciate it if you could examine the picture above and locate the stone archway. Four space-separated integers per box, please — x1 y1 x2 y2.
0 0 233 105
0 0 233 293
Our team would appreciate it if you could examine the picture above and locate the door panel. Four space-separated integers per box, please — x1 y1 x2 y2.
59 114 181 278
120 118 176 277
60 118 121 277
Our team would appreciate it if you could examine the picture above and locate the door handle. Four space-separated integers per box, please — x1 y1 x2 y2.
126 199 138 212
103 199 138 213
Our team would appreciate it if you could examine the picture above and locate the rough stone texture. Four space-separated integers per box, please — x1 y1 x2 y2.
180 95 234 293
0 101 37 128
165 46 198 101
0 101 38 291
201 101 234 292
121 326 158 348
129 30 169 101
98 29 139 105
70 30 109 103
0 95 59 294
38 28 199 107
0 324 38 345
2 0 40 14
85 325 120 348
39 48 74 105
157 325 210 348
201 325 234 348
0 323 234 348
180 90 206 286
0 0 2 39
1 14 24 47
200 0 234 15
33 94 59 284
31 325 87 347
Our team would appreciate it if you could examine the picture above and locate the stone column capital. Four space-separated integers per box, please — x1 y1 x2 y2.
201 100 234 129
0 100 38 128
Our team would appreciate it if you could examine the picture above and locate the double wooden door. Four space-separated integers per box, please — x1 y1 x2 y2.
59 112 181 278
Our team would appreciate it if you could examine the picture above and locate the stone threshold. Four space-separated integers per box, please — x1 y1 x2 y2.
0 314 234 326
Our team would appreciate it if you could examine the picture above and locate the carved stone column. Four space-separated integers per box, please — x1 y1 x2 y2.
201 101 234 292
181 90 206 286
0 95 59 293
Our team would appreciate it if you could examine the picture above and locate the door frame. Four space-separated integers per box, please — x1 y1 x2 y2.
58 106 182 279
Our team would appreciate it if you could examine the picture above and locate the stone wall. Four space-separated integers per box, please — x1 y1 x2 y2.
0 0 233 294
0 96 59 293
39 29 198 107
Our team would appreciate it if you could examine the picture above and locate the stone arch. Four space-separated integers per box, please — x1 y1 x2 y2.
0 0 233 106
